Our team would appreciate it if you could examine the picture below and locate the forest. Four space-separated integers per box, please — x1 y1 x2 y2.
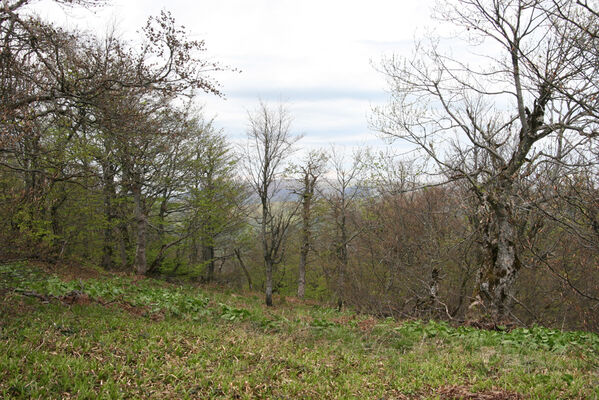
1 0 599 335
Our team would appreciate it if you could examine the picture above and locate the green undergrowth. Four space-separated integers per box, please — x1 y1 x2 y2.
1 262 598 399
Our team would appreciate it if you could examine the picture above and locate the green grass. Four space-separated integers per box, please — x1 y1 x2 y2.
1 262 598 399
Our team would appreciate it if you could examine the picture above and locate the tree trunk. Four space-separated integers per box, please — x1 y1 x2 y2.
157 189 168 245
298 246 307 300
101 164 116 269
146 190 169 273
190 235 199 265
298 191 311 299
265 256 273 306
336 272 345 311
132 184 148 275
261 197 274 306
118 221 129 269
297 212 310 299
234 249 253 290
49 187 68 257
203 243 215 282
429 267 439 302
491 206 518 319
478 201 519 321
336 212 348 311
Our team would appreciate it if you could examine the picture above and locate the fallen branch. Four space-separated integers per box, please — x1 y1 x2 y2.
13 288 56 302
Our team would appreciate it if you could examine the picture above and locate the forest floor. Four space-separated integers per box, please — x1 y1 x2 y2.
0 261 598 399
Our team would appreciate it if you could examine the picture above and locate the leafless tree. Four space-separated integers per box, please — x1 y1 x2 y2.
372 0 599 321
244 101 301 306
290 149 327 299
320 148 365 310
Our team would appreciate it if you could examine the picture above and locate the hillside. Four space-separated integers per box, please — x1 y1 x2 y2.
1 262 598 399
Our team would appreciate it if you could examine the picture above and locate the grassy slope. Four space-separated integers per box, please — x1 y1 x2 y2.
0 262 598 399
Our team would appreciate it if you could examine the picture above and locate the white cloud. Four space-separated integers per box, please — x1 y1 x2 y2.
31 0 436 156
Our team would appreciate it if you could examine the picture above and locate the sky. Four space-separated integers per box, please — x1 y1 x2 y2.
33 0 435 155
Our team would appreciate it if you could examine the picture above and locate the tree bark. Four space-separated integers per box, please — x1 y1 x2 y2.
132 184 148 275
478 196 520 321
118 221 129 269
202 243 215 282
298 190 311 299
157 189 168 246
336 209 348 311
298 246 307 300
265 257 273 306
190 235 199 265
491 205 519 319
234 248 253 290
101 162 115 269
262 195 274 306
147 189 169 272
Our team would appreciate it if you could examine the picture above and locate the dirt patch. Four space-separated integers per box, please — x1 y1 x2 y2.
284 296 321 307
13 289 94 307
149 311 165 321
26 260 109 281
60 291 92 305
130 275 151 284
95 297 156 319
436 385 524 400
464 319 518 332
101 298 165 321
332 314 357 326
0 296 37 319
10 287 160 321
357 317 377 332
283 296 302 305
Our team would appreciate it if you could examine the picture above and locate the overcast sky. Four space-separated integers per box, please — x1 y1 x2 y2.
34 0 435 154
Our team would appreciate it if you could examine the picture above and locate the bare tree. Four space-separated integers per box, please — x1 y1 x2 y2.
245 101 301 306
320 148 365 311
1 0 108 129
290 149 327 299
373 0 599 322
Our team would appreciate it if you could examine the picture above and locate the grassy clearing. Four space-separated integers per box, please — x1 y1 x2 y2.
1 262 598 399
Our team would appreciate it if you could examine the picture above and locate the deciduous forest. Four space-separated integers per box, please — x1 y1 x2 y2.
2 0 599 398
1 0 598 331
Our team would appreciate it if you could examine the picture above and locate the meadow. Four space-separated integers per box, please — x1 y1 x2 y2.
1 262 598 399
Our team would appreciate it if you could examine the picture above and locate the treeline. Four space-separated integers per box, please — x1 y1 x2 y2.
0 0 242 276
1 0 598 332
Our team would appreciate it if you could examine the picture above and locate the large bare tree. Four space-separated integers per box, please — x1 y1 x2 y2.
373 0 599 321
